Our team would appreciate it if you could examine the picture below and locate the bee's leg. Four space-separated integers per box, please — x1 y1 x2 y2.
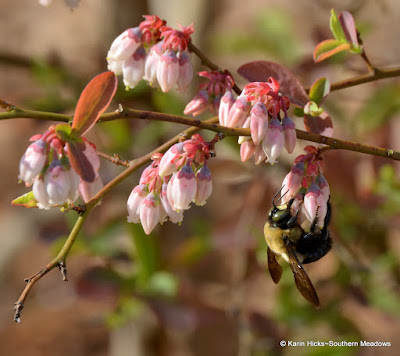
286 202 301 228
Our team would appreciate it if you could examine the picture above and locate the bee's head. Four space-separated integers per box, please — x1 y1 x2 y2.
268 197 295 228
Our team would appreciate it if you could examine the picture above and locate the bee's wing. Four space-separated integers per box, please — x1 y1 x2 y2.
267 247 283 284
285 239 320 309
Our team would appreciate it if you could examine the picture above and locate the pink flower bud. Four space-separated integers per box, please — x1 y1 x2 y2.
262 117 284 165
282 116 297 154
79 175 104 203
122 46 146 89
158 143 184 177
127 184 147 223
140 192 161 235
238 116 251 145
33 177 51 209
169 164 197 211
226 95 250 128
194 164 212 206
316 174 330 202
177 51 193 93
107 27 142 61
281 162 305 204
304 183 327 227
44 160 71 205
250 101 268 145
144 43 162 86
184 90 209 116
254 143 267 164
19 139 47 185
157 50 179 93
218 91 235 126
240 140 256 162
160 182 183 223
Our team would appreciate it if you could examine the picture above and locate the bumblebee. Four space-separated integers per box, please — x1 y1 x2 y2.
264 192 332 308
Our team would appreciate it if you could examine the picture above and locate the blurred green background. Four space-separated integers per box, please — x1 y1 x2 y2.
0 0 400 355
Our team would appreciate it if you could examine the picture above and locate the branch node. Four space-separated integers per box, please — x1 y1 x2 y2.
72 204 86 215
179 133 188 142
58 261 68 281
13 301 23 323
118 103 124 113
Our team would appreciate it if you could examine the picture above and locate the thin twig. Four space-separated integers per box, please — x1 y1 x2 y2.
97 151 130 167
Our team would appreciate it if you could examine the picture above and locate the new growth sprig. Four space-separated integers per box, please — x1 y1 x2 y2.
4 9 400 321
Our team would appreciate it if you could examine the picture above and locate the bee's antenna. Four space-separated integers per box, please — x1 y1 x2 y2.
272 186 286 208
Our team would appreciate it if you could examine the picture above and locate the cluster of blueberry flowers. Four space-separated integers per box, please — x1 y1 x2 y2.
127 134 213 235
18 127 103 209
218 78 297 165
184 71 235 116
107 15 194 93
280 145 330 228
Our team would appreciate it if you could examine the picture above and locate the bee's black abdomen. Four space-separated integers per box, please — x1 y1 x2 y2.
297 231 332 264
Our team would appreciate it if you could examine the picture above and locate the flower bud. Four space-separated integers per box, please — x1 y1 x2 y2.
254 143 267 164
169 163 197 211
144 43 163 85
262 117 284 165
19 139 47 185
238 116 251 145
304 183 327 227
316 174 330 202
240 140 256 162
160 182 183 223
122 46 146 89
157 50 179 93
194 164 212 206
127 184 148 223
183 90 209 116
281 162 305 204
158 143 184 177
250 101 268 145
107 58 123 75
177 51 193 93
44 160 71 205
140 192 161 235
282 115 296 154
226 95 250 128
107 27 142 61
219 91 235 127
33 177 51 209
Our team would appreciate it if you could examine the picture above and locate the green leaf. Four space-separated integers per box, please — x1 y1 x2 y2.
313 39 351 63
55 123 72 141
293 107 304 117
72 71 117 137
309 78 330 105
330 9 347 42
12 191 38 208
304 101 324 116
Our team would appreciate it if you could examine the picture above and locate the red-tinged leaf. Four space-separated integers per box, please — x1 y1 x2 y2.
304 111 333 137
339 11 359 46
313 39 351 62
309 78 330 105
237 61 309 107
12 191 37 208
67 140 96 182
72 71 117 137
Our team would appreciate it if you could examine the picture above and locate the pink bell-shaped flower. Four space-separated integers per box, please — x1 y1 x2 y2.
160 182 183 223
226 95 250 128
158 142 184 177
127 184 148 223
218 91 235 127
169 163 197 211
281 162 305 204
250 101 268 145
177 51 193 93
79 175 104 203
107 27 142 61
184 90 209 116
157 50 179 92
140 192 161 235
33 176 51 210
122 46 146 89
44 160 71 206
262 117 284 165
194 164 212 206
304 183 327 228
143 43 163 86
240 140 256 162
19 139 47 185
282 115 297 154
